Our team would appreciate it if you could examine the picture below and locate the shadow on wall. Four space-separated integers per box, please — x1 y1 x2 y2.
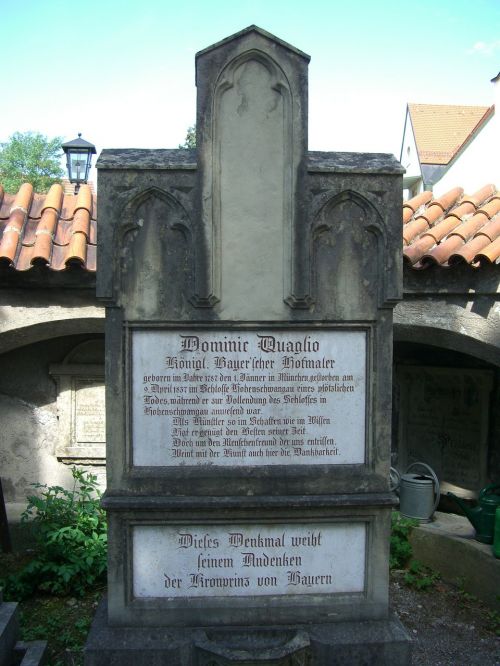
392 339 500 503
0 334 106 511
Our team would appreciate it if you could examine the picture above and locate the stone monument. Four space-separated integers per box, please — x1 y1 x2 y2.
86 25 411 665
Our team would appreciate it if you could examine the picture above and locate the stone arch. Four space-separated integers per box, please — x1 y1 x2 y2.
394 322 500 368
0 316 104 356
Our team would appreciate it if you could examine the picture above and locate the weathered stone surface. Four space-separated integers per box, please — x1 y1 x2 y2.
308 151 403 174
409 512 500 610
396 366 493 496
97 148 196 170
85 599 411 665
395 298 500 366
92 24 409 665
0 601 19 665
13 640 48 666
0 336 106 506
194 26 310 315
0 289 103 355
49 340 105 463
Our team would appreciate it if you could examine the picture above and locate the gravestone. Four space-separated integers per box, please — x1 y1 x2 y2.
86 26 410 665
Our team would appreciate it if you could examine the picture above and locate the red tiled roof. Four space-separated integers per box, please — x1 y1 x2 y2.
403 185 500 268
408 104 493 165
0 182 498 275
0 183 96 272
61 178 96 196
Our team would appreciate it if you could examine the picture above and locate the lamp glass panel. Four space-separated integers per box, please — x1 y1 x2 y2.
70 150 89 182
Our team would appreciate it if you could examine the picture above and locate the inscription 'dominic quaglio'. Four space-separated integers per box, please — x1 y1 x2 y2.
179 334 320 354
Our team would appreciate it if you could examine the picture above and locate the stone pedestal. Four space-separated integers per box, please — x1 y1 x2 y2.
86 598 410 665
90 25 410 665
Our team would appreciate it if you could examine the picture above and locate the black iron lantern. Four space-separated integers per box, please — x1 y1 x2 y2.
62 133 96 193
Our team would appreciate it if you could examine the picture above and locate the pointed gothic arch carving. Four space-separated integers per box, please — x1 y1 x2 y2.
202 48 295 307
311 190 389 317
116 187 194 318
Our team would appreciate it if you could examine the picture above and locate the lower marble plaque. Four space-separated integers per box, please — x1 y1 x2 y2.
132 523 366 599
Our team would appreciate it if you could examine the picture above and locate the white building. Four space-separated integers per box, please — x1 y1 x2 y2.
400 73 499 198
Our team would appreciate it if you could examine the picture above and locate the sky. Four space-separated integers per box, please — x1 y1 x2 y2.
1 0 499 183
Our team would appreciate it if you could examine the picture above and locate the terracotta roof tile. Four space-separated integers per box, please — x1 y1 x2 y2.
61 178 95 196
403 191 433 223
408 104 493 165
403 187 464 246
432 187 464 212
72 207 91 238
448 234 492 265
404 184 500 268
477 215 500 242
0 183 96 272
477 196 500 219
40 183 64 214
462 184 496 207
475 236 500 264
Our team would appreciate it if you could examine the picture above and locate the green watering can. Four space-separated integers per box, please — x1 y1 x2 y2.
447 483 500 544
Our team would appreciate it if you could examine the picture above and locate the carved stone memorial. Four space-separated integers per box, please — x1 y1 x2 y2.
86 26 411 665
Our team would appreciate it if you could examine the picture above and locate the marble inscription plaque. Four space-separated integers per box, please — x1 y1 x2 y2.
133 523 366 598
132 330 366 466
75 380 106 444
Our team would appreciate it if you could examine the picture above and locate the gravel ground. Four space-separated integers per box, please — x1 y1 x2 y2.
390 571 500 665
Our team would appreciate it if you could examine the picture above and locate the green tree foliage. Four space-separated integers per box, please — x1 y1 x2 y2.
0 131 64 193
179 125 196 149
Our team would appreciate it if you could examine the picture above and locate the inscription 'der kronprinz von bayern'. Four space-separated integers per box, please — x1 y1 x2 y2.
132 330 366 467
133 523 366 599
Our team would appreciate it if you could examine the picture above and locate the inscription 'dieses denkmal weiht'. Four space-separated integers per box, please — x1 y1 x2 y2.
133 523 366 598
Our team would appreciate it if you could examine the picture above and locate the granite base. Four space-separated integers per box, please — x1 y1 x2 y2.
84 599 411 665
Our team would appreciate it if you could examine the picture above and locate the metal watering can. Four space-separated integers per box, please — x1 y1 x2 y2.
447 483 500 544
391 463 440 523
